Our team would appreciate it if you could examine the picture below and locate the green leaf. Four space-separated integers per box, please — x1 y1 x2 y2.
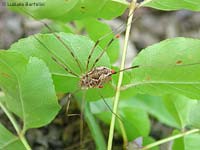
62 0 128 21
8 0 79 19
163 95 197 129
0 51 60 130
122 37 200 99
90 98 150 140
172 130 185 150
172 130 200 150
120 107 150 140
84 102 106 150
8 0 128 21
142 0 200 11
143 137 159 150
188 101 200 128
97 0 129 19
0 123 26 150
119 95 179 128
10 33 114 101
81 18 120 64
184 133 200 150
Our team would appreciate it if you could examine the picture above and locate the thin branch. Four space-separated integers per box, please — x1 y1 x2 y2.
0 102 31 150
142 129 200 150
107 1 137 149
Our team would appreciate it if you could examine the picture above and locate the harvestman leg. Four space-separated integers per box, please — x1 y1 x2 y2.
34 33 85 120
85 11 141 87
30 12 87 148
86 29 122 71
33 35 80 77
21 8 87 147
98 89 142 138
34 33 86 148
21 8 84 73
86 18 138 71
65 93 79 117
85 22 126 71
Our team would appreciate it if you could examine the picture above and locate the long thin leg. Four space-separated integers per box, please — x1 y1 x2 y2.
113 65 140 74
80 90 86 149
33 35 80 77
85 16 136 71
88 7 139 70
86 40 100 71
98 93 123 123
98 89 139 128
88 8 139 70
86 29 121 72
20 8 83 73
91 38 115 69
43 25 83 73
86 23 124 71
65 89 82 116
21 8 138 74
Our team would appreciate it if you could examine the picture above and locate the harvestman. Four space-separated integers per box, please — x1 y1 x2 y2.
30 14 139 111
20 7 139 148
20 9 140 91
14 7 200 149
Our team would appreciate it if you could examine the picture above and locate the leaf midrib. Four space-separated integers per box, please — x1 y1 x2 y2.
122 80 200 89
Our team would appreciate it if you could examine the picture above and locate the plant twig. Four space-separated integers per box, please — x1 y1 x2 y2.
0 102 31 150
142 129 200 150
117 119 128 149
107 1 137 149
0 102 20 133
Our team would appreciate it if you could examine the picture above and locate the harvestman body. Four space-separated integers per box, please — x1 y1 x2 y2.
80 66 116 89
80 65 139 89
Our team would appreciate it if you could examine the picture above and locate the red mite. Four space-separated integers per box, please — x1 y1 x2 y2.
80 67 116 89
115 34 120 39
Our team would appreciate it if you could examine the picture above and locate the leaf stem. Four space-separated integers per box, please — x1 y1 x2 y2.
84 102 107 150
117 119 128 149
142 129 200 150
0 102 20 133
0 102 31 150
107 1 137 150
19 133 32 150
